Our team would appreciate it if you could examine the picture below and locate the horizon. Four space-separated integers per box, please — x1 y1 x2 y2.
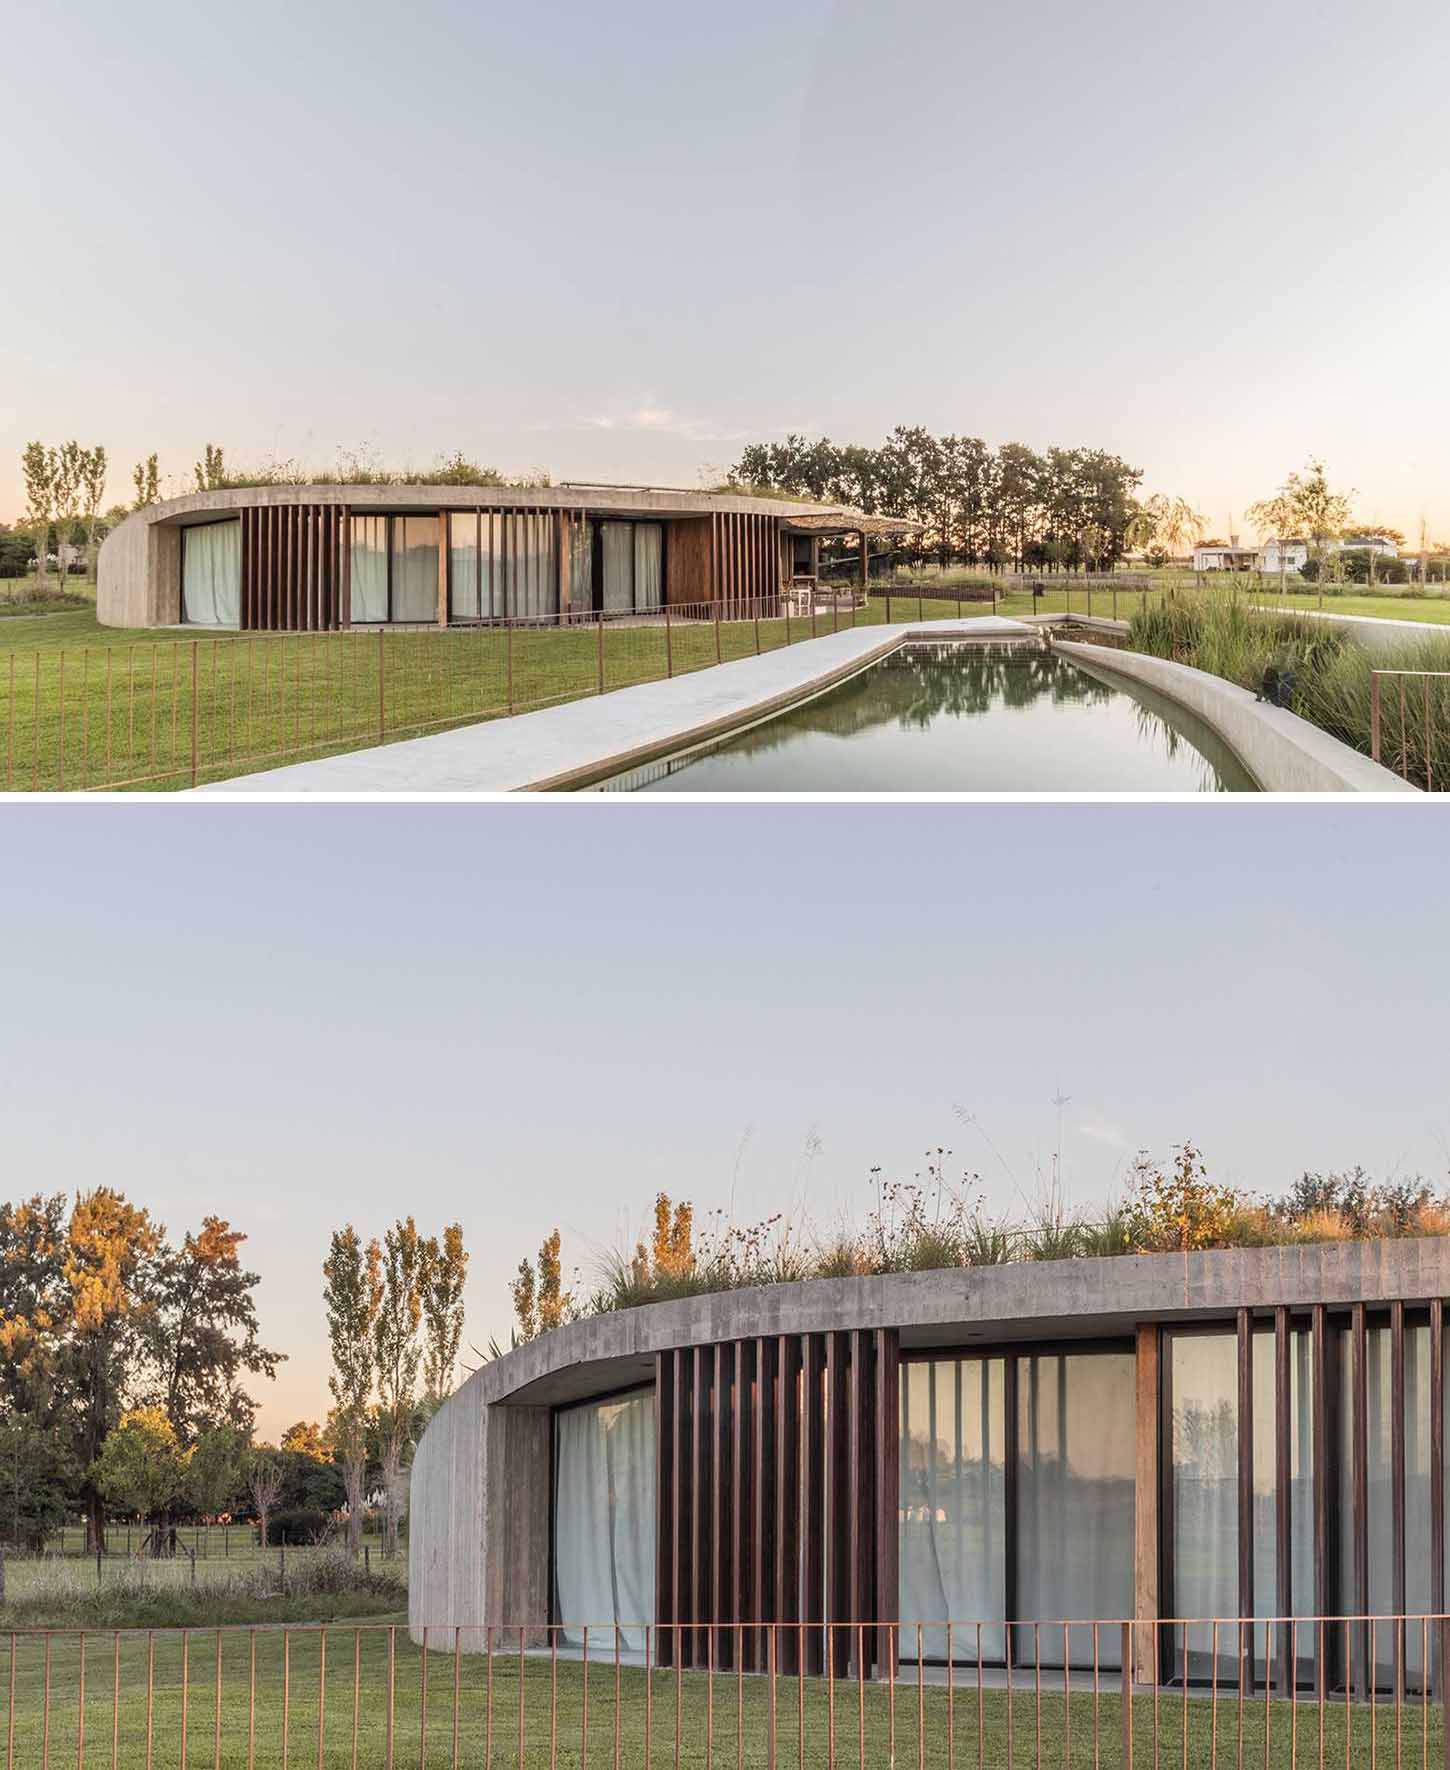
6 0 1448 542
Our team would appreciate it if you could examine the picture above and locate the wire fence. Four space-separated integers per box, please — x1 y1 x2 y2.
3 1615 1449 1769
1369 671 1450 790
0 588 1149 794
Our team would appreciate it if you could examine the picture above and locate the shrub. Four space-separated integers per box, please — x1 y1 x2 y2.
1123 1143 1242 1253
265 1506 331 1546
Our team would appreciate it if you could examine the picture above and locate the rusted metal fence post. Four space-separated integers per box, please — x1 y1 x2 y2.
378 630 386 742
597 611 605 695
714 595 722 665
1121 1624 1132 1769
665 601 673 678
190 640 199 787
1370 671 1382 763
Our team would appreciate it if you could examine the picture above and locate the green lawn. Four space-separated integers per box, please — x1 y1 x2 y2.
1 1628 1435 1770
2 574 1444 792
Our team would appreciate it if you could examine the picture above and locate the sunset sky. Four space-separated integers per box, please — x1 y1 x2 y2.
5 0 1448 542
5 804 1447 1439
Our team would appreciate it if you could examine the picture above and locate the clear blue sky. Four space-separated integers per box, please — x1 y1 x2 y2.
3 802 1445 1434
4 0 1448 540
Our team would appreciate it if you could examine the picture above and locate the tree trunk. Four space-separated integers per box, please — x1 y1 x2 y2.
344 1455 365 1559
84 1489 107 1555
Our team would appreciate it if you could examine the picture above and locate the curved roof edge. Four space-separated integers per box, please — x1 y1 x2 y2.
446 1235 1450 1415
99 482 864 548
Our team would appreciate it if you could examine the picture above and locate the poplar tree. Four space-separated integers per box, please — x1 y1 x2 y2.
323 1225 380 1557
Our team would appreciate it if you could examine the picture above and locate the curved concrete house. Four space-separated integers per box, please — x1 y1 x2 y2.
409 1240 1450 1692
96 484 901 631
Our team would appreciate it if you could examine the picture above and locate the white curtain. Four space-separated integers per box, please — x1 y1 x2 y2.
182 521 241 626
899 1357 1006 1662
633 524 662 611
449 513 480 620
391 516 438 623
601 522 634 613
1016 1352 1134 1669
554 1389 655 1655
570 518 594 615
350 516 388 623
1171 1333 1238 1681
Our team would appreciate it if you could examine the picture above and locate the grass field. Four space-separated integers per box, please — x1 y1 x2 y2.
1 1626 1437 1770
3 573 1446 792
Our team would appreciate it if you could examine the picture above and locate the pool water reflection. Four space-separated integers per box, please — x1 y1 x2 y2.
597 642 1258 793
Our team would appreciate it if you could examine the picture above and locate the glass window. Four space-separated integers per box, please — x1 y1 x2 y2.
1338 1323 1394 1686
391 516 439 623
1406 1322 1431 1687
571 517 595 613
499 513 558 620
1016 1350 1134 1669
553 1388 655 1653
602 522 635 613
350 516 388 623
181 521 241 626
1171 1332 1238 1681
449 512 480 621
634 524 663 610
899 1356 1006 1662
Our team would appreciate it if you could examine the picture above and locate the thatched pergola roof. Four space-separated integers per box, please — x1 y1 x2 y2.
779 510 922 537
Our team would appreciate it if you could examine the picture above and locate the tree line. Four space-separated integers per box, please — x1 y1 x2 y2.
0 1191 466 1560
729 427 1148 572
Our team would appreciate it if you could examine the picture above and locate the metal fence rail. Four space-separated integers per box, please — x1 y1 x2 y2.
3 1615 1449 1769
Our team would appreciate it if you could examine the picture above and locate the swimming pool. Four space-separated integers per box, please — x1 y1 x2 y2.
595 641 1259 792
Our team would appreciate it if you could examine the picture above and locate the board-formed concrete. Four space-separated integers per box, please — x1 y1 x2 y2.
1056 640 1416 792
200 617 1039 794
408 1237 1450 1644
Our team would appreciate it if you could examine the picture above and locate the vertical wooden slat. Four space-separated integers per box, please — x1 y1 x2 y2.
340 508 352 629
734 1339 754 1670
774 1338 801 1673
824 1331 850 1674
846 1329 873 1672
802 1335 825 1676
692 1344 710 1667
1352 1303 1369 1696
873 1329 900 1681
655 1352 675 1667
1237 1308 1253 1696
1391 1301 1406 1698
752 1336 776 1672
673 1348 690 1667
1431 1299 1444 1697
1133 1325 1160 1687
712 1342 732 1669
1003 1351 1018 1670
1275 1308 1292 1697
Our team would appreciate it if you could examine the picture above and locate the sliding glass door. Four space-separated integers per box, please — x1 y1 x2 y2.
349 514 438 623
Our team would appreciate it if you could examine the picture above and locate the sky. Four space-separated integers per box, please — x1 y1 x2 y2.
2 802 1447 1438
4 0 1449 541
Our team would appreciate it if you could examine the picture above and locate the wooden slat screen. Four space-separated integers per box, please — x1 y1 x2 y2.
239 504 350 630
655 1329 898 1674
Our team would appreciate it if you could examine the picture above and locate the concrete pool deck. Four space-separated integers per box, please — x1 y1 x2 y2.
199 617 1038 794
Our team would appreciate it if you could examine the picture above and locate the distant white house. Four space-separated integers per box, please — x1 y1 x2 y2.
1257 539 1309 575
1257 535 1398 575
1192 541 1258 571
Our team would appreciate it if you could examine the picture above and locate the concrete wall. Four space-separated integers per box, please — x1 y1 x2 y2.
1056 641 1416 792
408 1238 1450 1645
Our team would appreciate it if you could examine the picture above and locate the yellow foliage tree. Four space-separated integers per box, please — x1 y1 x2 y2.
1124 1143 1241 1253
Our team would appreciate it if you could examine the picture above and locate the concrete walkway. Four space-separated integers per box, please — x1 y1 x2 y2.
200 617 1037 794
